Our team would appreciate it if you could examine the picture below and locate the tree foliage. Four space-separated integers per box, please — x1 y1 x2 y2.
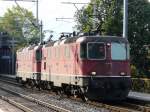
0 6 40 48
75 0 123 35
128 0 150 75
75 0 150 75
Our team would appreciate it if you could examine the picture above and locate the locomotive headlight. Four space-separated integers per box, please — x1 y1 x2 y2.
120 72 126 76
107 43 111 46
91 72 96 76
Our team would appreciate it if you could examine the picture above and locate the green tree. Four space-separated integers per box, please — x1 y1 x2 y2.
128 0 150 75
0 6 40 48
75 0 123 35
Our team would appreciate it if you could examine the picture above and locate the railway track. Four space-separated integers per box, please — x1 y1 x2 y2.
86 93 150 112
0 78 104 112
120 102 150 112
1 77 150 112
87 101 138 112
0 80 71 112
0 95 34 112
0 78 22 86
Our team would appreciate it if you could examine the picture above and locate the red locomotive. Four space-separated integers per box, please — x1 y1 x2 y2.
16 35 131 101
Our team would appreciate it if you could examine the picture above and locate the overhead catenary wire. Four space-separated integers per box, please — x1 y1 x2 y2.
14 0 38 28
1 0 36 2
13 0 40 42
14 0 44 43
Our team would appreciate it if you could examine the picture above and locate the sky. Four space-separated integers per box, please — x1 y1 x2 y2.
0 0 150 40
0 0 90 40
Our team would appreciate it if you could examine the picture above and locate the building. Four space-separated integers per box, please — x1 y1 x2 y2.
0 32 16 75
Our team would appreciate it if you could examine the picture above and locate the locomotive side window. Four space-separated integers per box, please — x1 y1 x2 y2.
57 48 60 59
48 48 51 59
55 48 59 59
80 43 87 59
87 43 105 59
36 50 42 61
111 43 129 60
64 46 70 58
55 48 56 58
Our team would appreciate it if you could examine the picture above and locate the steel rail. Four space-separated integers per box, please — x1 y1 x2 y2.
0 79 22 86
0 86 71 112
121 102 150 112
0 95 34 112
87 101 139 112
1 76 149 112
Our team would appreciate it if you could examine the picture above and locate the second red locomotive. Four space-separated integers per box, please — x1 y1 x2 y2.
16 35 131 101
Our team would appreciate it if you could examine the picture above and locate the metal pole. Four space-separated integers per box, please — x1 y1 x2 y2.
36 0 42 44
123 0 128 38
40 20 42 43
12 36 14 75
36 0 39 25
93 3 96 30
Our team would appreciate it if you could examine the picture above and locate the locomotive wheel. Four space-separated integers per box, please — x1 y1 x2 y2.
37 80 41 91
47 82 52 90
73 94 78 98
24 80 30 88
71 88 78 98
30 80 35 89
41 81 49 90
79 87 88 102
43 82 47 90
58 89 64 100
64 85 71 97
81 95 88 102
41 81 45 90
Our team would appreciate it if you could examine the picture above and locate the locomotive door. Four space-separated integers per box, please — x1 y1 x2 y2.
35 49 42 80
74 44 79 75
36 49 42 72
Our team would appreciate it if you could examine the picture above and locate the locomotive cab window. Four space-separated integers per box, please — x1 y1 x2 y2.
87 43 105 60
80 43 87 59
111 43 129 60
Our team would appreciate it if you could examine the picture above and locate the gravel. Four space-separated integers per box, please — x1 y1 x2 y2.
0 81 110 112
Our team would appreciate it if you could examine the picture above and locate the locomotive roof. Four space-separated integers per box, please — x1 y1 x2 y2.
45 36 128 47
76 36 128 43
17 44 42 52
17 36 128 52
